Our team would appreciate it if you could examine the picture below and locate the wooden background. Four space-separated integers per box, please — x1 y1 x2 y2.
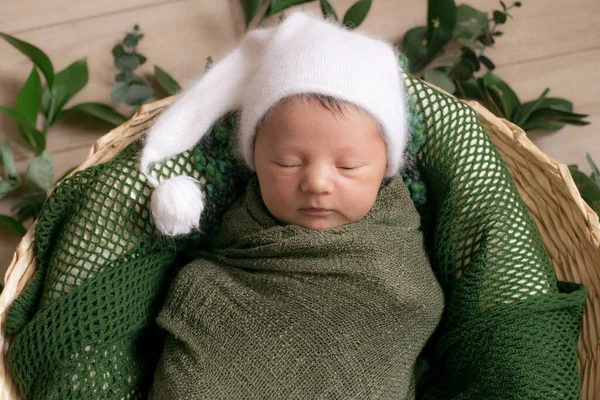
1 0 598 278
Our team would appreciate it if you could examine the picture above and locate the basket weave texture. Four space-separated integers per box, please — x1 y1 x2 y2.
0 86 598 399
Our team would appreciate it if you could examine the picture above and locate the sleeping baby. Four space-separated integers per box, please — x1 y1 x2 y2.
139 11 444 399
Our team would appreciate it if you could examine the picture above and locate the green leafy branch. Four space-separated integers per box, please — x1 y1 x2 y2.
240 0 372 30
0 32 129 236
110 25 181 116
401 0 590 132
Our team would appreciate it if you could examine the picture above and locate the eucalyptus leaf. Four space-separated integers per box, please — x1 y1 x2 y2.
124 33 140 48
426 0 457 55
587 153 600 187
453 4 489 39
424 69 456 93
47 58 89 126
62 103 128 126
240 0 262 27
0 32 54 87
569 166 600 215
401 26 429 73
114 54 139 73
320 0 338 21
343 0 372 29
123 84 153 106
133 53 147 65
155 66 181 96
482 72 520 120
27 151 54 192
112 44 125 58
1 142 18 179
266 0 315 17
110 81 129 102
16 67 42 127
0 215 26 236
493 10 507 24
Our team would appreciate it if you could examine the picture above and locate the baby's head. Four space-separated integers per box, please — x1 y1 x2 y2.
139 11 409 236
253 94 387 230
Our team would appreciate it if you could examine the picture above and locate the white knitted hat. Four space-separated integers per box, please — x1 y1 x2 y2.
139 11 408 236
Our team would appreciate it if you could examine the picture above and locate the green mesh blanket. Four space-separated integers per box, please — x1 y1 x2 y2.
150 175 444 399
5 73 585 399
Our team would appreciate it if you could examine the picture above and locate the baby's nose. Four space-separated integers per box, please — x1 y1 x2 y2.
300 166 334 194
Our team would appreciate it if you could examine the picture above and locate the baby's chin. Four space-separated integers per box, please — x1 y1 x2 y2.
293 216 350 231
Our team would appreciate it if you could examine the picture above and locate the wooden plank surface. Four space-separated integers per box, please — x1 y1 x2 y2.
1 0 598 277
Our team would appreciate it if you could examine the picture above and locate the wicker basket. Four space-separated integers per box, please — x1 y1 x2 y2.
0 96 598 399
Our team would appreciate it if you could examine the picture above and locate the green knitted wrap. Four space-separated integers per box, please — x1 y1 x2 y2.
149 175 444 399
5 73 585 399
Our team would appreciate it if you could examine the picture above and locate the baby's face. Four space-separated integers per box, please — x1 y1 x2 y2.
254 98 387 231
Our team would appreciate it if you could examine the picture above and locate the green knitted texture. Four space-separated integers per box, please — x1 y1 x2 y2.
5 73 585 399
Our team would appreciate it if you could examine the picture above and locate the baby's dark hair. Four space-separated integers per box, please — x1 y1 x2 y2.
255 93 384 138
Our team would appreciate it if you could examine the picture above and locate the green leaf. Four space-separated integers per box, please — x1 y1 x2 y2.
112 44 125 58
343 0 372 29
424 69 456 93
493 10 507 24
47 58 89 126
110 81 129 102
114 53 139 72
1 142 18 179
320 0 338 21
42 86 51 117
455 78 485 101
456 37 484 51
512 87 549 126
123 84 153 106
0 105 35 127
155 66 181 96
587 153 600 187
479 55 495 70
569 166 600 215
0 180 19 200
240 0 262 27
401 26 429 73
525 97 572 113
448 58 475 81
426 0 458 54
15 67 42 127
482 72 521 120
0 215 26 236
62 103 128 126
133 53 147 65
124 33 139 48
0 32 54 87
453 4 489 39
27 151 54 192
0 106 46 153
11 192 46 221
266 0 315 16
20 124 46 154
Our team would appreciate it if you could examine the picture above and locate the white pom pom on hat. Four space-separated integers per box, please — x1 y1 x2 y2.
139 11 408 236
